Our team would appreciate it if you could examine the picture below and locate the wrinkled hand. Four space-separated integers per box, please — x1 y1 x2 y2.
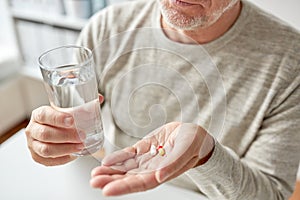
25 95 104 166
90 122 215 196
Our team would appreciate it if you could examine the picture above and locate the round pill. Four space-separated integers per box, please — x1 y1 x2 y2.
158 148 165 156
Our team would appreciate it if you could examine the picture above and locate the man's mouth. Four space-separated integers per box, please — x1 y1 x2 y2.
171 0 198 6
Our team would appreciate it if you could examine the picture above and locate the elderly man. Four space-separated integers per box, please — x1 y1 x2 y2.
25 0 300 199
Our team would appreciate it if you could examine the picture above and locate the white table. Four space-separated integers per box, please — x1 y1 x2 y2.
0 129 208 200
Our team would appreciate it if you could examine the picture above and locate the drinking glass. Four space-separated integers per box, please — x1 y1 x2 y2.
38 45 104 156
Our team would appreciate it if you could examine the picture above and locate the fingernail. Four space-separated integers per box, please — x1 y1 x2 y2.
64 117 73 127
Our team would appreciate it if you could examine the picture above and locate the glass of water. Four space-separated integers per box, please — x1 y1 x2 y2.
38 45 104 156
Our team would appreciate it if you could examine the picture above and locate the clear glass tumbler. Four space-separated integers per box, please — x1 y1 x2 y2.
38 45 104 156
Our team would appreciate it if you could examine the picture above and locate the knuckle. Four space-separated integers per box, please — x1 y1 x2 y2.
33 107 46 122
39 127 51 141
25 122 37 141
53 113 65 126
38 143 52 157
38 125 46 134
25 124 32 138
26 139 33 151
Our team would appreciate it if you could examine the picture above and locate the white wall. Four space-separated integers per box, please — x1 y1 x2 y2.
0 0 17 47
250 0 300 30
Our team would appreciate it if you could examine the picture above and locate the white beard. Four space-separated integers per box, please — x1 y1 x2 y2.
158 0 239 30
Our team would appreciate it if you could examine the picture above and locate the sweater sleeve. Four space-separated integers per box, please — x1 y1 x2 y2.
186 76 300 200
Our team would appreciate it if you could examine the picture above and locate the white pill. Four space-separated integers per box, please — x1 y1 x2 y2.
150 145 157 156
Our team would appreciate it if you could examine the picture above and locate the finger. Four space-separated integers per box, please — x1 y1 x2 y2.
32 106 73 128
91 166 124 177
90 174 125 189
132 139 156 156
29 148 76 166
31 140 84 158
90 175 116 189
102 173 159 196
90 166 128 189
29 124 83 143
112 158 139 172
102 146 136 166
99 157 139 173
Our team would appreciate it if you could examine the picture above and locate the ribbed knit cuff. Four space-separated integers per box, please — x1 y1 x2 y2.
185 141 238 187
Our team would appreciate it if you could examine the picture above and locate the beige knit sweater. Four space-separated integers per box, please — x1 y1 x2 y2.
77 0 300 199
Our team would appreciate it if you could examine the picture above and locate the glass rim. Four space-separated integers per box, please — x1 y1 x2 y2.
38 45 93 71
